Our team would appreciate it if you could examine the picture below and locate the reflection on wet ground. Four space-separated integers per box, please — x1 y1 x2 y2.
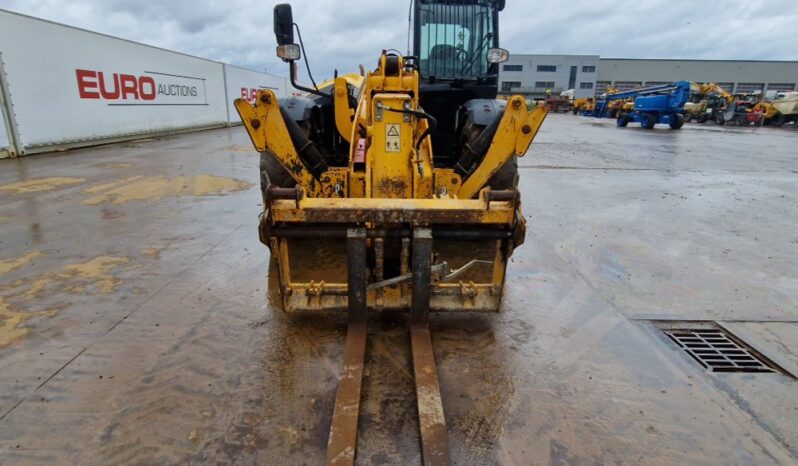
1 117 797 465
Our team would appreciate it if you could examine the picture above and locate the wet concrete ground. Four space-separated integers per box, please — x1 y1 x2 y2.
0 116 796 465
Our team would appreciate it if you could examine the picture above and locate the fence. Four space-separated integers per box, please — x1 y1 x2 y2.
0 9 290 158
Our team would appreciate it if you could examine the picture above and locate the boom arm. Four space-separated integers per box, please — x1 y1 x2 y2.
698 83 734 103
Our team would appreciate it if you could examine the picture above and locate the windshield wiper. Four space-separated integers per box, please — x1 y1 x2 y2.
460 32 493 76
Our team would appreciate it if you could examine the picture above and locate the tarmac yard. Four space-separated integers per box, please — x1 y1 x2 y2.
0 115 797 465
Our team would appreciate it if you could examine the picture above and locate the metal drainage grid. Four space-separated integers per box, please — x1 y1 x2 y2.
664 327 777 373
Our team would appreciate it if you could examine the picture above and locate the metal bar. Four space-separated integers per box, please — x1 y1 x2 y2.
265 186 301 201
270 226 512 240
410 324 451 466
326 320 367 466
410 228 452 465
485 189 519 203
401 237 411 276
374 237 384 307
326 228 368 466
411 228 433 324
347 227 367 321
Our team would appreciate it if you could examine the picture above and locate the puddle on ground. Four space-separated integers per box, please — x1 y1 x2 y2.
0 253 130 347
0 177 85 194
80 174 252 205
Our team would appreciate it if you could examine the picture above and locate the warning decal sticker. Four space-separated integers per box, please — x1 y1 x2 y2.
385 124 400 152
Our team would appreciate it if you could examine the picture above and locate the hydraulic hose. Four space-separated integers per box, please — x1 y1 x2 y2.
384 107 437 150
279 106 328 179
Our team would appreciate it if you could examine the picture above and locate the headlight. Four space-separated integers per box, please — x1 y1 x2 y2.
487 48 509 64
276 44 301 61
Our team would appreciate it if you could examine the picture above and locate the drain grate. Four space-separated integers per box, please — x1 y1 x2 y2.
664 327 778 373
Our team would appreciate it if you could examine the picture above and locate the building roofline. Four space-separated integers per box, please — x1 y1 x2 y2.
509 53 600 58
600 57 798 64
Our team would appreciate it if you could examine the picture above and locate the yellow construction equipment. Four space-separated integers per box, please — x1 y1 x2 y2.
572 96 595 114
236 2 545 315
235 1 546 464
756 91 798 127
684 82 734 124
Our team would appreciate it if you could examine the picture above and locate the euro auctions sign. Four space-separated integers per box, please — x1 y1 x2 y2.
75 69 208 106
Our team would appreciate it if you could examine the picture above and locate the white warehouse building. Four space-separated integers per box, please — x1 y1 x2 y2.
499 54 798 99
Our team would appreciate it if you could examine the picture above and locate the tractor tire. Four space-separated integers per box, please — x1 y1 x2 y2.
641 113 656 129
455 112 518 192
771 112 786 127
669 113 685 130
488 155 519 191
616 114 630 127
683 113 693 123
697 113 708 124
714 113 725 125
259 149 295 204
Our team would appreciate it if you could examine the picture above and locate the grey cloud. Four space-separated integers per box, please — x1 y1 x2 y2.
1 0 796 82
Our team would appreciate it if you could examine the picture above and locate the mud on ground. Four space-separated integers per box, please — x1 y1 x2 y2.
1 117 797 465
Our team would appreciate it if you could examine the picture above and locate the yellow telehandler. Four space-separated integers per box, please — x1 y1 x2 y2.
234 1 546 464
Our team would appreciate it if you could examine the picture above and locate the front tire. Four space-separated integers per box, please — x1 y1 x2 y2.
616 114 630 127
456 111 518 192
259 150 295 204
684 113 693 123
771 112 786 127
669 114 685 130
641 113 656 129
714 113 725 125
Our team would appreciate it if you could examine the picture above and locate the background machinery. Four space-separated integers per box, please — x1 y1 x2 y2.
758 91 798 127
584 81 691 129
572 96 595 114
684 82 733 124
547 89 574 113
234 1 546 464
722 93 763 126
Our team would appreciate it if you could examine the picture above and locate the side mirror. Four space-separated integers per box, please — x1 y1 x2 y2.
274 4 295 46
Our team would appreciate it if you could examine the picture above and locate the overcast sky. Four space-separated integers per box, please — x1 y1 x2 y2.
2 0 797 82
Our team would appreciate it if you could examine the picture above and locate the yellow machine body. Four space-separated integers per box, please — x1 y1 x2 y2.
235 54 546 313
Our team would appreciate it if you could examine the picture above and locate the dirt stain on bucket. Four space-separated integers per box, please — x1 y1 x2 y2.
81 174 252 205
0 177 85 194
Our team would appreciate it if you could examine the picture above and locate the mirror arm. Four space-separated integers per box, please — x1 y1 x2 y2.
289 61 326 98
